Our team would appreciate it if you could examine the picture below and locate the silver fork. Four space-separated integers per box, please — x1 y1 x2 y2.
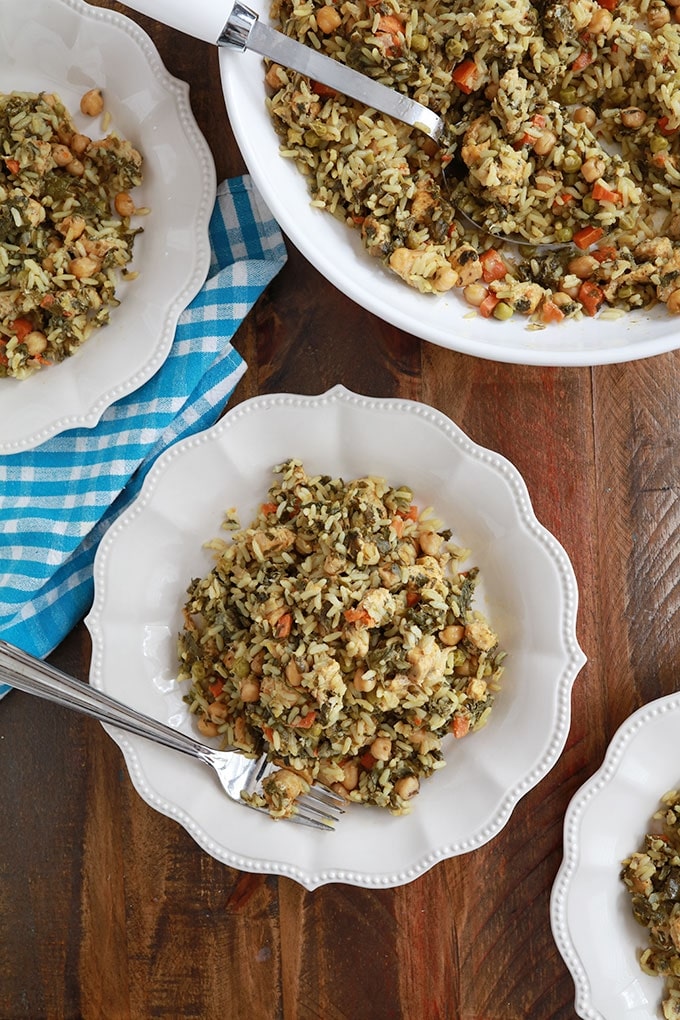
0 640 344 831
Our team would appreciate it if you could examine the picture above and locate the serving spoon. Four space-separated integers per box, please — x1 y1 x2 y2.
118 0 567 248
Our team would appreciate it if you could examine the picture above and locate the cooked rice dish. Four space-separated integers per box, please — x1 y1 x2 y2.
0 90 144 379
266 0 680 324
177 459 505 819
622 789 680 1019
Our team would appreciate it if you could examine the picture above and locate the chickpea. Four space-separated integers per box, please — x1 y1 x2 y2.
250 649 265 676
667 0 680 7
439 624 465 647
51 143 72 166
197 716 219 738
667 288 680 313
70 132 91 155
240 677 261 703
567 254 599 279
394 775 420 800
581 156 606 183
341 761 360 792
648 0 671 26
265 63 287 90
114 192 136 217
207 701 228 723
370 736 392 761
66 158 85 177
353 667 376 693
463 282 487 307
573 105 597 128
484 82 499 100
621 107 647 129
80 87 104 117
58 215 86 240
432 264 459 292
315 5 342 33
69 256 101 279
588 8 612 33
533 130 557 156
24 331 47 356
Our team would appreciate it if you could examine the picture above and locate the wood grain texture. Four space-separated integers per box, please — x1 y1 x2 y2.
1 5 680 1019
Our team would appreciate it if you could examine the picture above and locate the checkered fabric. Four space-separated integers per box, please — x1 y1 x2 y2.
0 176 286 697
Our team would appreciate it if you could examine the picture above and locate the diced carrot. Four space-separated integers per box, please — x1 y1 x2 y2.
451 58 480 95
39 294 55 309
592 245 617 263
260 502 278 515
592 180 622 204
406 590 420 606
292 710 317 729
11 317 33 342
552 193 574 213
451 715 470 739
573 224 605 250
263 724 274 745
311 80 339 98
657 116 678 136
397 504 419 521
344 606 374 627
597 0 618 9
541 299 566 324
480 249 508 283
479 292 500 318
578 280 606 316
571 51 594 72
5 158 19 175
360 751 376 770
375 14 404 55
390 515 404 538
209 679 224 698
275 612 292 638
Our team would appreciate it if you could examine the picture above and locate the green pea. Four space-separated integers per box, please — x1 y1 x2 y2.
410 33 429 52
582 196 598 214
560 88 578 105
562 152 582 173
555 226 574 242
651 134 669 152
493 301 514 320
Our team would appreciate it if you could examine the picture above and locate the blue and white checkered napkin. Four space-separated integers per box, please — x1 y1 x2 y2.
0 176 287 698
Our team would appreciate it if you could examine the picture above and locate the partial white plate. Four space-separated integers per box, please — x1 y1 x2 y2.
218 0 680 367
86 385 585 890
551 693 680 1020
0 0 215 454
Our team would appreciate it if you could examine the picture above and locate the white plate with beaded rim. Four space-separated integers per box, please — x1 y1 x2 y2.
0 0 215 454
86 384 586 890
551 693 680 1020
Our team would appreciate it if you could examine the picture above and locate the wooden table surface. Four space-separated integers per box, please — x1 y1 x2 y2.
2 3 680 1018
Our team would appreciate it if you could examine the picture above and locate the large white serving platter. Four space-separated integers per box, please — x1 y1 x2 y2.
86 385 585 889
0 0 215 453
552 693 680 1020
217 0 680 366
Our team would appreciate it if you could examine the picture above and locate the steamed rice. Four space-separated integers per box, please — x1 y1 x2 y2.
265 0 680 324
622 790 680 1019
0 91 144 379
177 459 505 819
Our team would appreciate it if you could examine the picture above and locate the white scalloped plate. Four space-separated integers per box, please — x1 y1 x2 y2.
86 385 585 889
551 694 680 1020
0 0 215 453
219 0 680 367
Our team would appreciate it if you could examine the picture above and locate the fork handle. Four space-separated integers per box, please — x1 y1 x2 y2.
0 640 212 763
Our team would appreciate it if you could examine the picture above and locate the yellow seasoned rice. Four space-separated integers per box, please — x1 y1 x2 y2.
0 90 144 379
622 789 680 1019
177 459 505 819
265 0 680 325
